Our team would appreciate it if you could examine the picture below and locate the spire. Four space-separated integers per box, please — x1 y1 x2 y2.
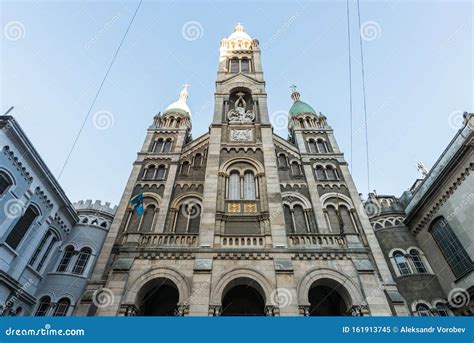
290 84 300 102
179 84 190 102
235 22 244 32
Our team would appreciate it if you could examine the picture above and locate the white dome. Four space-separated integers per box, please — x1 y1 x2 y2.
163 85 192 118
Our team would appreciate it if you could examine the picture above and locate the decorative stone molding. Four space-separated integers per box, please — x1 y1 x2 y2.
2 146 33 182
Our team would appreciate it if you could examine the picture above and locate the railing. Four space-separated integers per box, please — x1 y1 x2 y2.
287 234 345 248
220 235 265 248
139 233 198 247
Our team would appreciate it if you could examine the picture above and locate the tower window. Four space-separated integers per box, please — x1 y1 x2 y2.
53 298 70 317
326 166 337 180
431 217 473 277
194 154 202 167
57 246 74 272
409 249 427 274
315 166 326 180
241 59 250 72
393 251 412 275
72 248 92 275
156 165 166 179
278 154 287 168
181 161 190 175
144 165 156 180
230 59 239 73
317 139 328 153
163 140 172 153
308 140 317 153
291 162 301 175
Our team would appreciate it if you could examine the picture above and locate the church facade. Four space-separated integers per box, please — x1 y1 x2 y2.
75 24 409 317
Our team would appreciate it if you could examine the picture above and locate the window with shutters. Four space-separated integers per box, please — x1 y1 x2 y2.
6 205 40 250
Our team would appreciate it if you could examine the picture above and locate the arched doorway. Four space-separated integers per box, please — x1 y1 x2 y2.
308 280 349 316
136 278 179 316
221 277 265 316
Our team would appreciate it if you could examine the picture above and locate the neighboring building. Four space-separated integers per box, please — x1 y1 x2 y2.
0 115 115 316
367 113 474 316
76 24 408 317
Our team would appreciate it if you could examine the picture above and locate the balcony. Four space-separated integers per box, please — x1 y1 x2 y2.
287 233 345 248
139 233 198 247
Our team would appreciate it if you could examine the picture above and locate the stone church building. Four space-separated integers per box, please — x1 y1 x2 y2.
75 23 410 317
1 24 472 317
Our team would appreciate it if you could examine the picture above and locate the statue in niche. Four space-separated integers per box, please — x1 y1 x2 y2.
227 92 255 123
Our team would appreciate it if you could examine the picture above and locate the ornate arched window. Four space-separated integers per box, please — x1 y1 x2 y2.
317 139 328 153
409 249 427 274
315 166 326 180
0 171 13 196
291 162 300 175
415 303 431 316
6 204 40 250
72 248 92 275
57 246 74 272
278 154 288 168
156 165 166 179
35 296 51 316
35 232 58 272
180 161 190 175
339 206 355 233
431 217 473 277
29 230 52 267
140 205 156 232
154 139 164 153
144 165 156 180
283 204 295 233
229 171 241 200
308 139 317 153
241 58 250 73
326 165 337 180
293 205 307 233
194 154 202 166
326 205 340 232
243 171 256 200
393 251 412 275
174 201 201 233
53 298 70 316
163 140 172 153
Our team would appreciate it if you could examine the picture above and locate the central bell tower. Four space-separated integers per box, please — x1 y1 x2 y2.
199 23 287 249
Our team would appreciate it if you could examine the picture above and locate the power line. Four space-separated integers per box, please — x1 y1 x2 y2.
346 0 354 174
356 0 371 195
57 0 143 180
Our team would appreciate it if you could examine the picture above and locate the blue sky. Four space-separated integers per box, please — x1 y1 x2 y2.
1 0 472 206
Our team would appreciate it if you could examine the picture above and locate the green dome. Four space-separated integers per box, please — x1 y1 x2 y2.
289 100 316 117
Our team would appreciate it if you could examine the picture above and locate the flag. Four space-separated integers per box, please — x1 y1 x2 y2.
130 193 144 216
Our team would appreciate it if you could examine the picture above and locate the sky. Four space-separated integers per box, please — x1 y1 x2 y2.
1 0 472 206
